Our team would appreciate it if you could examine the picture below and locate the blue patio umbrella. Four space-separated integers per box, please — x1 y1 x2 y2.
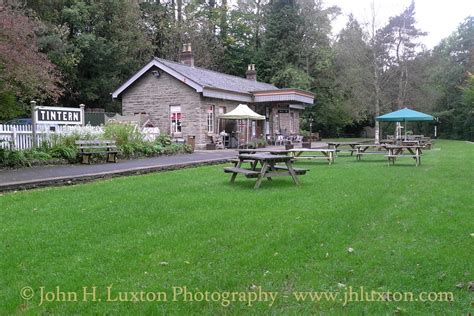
376 108 434 140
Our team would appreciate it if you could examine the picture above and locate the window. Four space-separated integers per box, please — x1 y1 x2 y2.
207 105 215 133
170 105 182 133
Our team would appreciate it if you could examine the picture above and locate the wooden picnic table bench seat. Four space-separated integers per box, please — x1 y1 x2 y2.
228 158 255 164
223 167 260 178
272 165 308 175
384 144 422 166
75 140 119 164
355 144 389 160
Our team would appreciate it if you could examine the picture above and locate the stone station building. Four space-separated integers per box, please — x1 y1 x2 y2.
112 44 314 149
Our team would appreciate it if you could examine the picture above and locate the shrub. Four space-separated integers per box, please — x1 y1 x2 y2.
50 145 77 162
24 149 53 161
104 123 143 147
0 149 30 168
156 134 172 146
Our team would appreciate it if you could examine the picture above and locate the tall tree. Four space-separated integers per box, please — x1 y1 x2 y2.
334 15 374 123
0 4 63 119
431 16 473 140
259 0 305 85
31 0 153 110
377 1 426 109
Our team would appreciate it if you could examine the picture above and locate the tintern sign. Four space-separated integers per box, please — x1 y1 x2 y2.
34 105 84 125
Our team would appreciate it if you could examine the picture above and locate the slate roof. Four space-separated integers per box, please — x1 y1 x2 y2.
155 58 278 93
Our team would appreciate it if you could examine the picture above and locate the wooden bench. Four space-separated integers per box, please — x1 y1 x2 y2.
228 158 256 165
355 145 388 160
75 140 119 164
385 154 421 166
272 165 308 175
223 167 260 178
356 151 386 159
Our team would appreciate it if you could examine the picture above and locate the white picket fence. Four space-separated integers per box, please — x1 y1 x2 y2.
1 124 35 150
0 124 160 151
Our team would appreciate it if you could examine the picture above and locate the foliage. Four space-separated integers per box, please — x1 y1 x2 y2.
1 0 471 139
0 89 24 121
333 16 374 123
0 148 30 167
431 17 474 140
104 123 143 148
270 65 312 90
0 123 193 168
259 0 304 84
29 0 154 110
0 4 63 103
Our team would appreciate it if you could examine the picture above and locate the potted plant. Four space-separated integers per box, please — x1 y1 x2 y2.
300 130 310 142
257 138 267 148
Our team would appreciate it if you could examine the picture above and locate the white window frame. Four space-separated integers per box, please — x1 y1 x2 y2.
170 105 182 134
207 105 215 133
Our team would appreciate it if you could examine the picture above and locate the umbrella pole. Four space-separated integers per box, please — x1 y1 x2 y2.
247 119 249 148
405 120 407 141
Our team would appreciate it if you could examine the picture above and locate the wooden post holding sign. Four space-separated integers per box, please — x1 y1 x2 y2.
31 102 85 148
30 101 37 148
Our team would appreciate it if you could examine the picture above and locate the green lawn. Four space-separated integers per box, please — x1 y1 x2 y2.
1 140 473 315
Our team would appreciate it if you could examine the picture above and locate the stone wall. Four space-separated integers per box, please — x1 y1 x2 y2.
269 106 301 135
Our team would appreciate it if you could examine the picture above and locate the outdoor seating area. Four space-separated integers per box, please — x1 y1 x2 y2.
223 126 436 188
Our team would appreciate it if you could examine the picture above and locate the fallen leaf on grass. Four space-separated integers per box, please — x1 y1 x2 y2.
468 281 474 291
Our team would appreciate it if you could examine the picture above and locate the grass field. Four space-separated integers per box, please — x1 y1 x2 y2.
1 140 473 314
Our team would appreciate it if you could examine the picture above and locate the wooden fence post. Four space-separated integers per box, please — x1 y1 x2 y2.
80 104 85 126
31 100 37 148
11 126 17 150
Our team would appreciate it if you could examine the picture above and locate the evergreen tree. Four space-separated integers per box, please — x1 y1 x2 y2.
259 0 304 84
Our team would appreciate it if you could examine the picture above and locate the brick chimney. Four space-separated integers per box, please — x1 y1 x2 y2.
246 64 257 81
180 43 194 67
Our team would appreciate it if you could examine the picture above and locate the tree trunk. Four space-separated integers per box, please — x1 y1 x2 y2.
373 56 381 143
370 5 381 143
177 0 182 24
220 0 228 39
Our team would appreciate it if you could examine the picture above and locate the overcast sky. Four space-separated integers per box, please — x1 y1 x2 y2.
324 0 473 48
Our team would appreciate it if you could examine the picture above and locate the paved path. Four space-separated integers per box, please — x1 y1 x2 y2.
0 142 330 192
0 150 236 191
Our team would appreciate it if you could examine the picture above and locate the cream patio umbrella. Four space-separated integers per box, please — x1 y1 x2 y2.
219 104 265 147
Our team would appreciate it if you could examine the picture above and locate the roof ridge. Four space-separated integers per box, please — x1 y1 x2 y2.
154 57 276 88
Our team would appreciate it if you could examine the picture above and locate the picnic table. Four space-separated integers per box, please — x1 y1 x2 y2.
237 148 289 155
224 153 307 189
287 148 336 164
380 139 396 144
326 142 362 156
385 144 423 166
355 144 389 161
401 140 420 146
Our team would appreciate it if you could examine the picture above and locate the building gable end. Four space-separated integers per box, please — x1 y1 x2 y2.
112 59 203 99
